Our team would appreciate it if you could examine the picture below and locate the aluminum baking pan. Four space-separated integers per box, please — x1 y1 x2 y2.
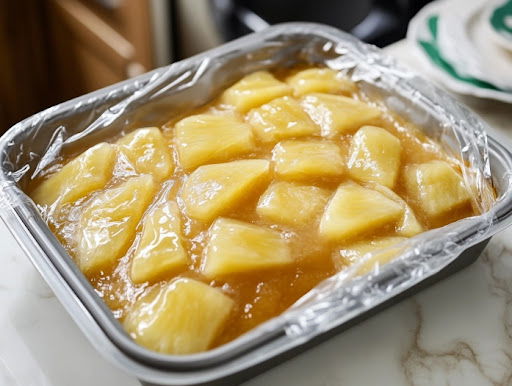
1 23 512 385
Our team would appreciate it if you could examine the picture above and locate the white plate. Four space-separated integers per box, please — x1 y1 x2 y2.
407 0 512 103
438 0 512 90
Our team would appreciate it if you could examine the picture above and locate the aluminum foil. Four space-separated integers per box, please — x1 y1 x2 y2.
1 23 511 380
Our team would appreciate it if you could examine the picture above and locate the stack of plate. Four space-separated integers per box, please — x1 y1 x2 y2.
408 0 512 103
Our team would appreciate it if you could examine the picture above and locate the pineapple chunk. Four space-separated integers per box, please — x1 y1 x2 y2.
404 160 471 219
339 237 408 275
31 143 116 208
301 93 381 138
369 183 423 237
77 175 156 274
202 218 292 279
246 96 319 143
220 71 292 113
348 126 402 188
124 278 234 354
175 114 255 170
319 182 403 242
256 181 330 226
272 140 344 180
117 127 174 181
131 202 189 284
286 68 357 97
181 159 270 222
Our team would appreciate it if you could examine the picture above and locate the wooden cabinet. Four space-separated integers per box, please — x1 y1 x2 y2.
0 0 171 132
48 0 153 100
0 1 50 132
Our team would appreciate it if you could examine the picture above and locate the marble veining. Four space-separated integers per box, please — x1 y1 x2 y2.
400 229 512 386
401 301 512 386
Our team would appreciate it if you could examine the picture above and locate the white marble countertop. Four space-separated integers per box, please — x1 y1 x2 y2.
1 40 512 386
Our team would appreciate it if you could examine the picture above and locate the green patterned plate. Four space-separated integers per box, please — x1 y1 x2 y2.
407 0 512 103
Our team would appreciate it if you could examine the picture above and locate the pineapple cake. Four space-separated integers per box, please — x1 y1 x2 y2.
368 183 423 237
77 175 156 274
31 142 116 208
175 113 255 170
29 67 483 355
319 182 404 242
404 160 472 221
347 125 402 189
180 159 270 222
286 67 357 96
117 127 174 181
221 71 292 112
301 93 381 138
247 96 319 144
131 201 189 284
202 218 293 279
124 277 234 354
272 139 345 180
256 181 330 226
